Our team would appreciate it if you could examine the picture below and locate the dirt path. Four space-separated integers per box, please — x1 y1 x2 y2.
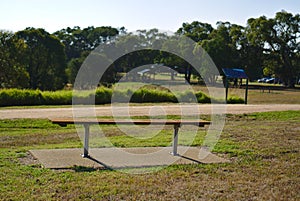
1 104 300 119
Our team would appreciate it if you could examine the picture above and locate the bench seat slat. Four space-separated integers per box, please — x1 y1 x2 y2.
51 118 211 127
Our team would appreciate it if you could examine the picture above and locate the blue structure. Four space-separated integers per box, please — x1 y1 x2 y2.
222 68 248 79
222 68 249 104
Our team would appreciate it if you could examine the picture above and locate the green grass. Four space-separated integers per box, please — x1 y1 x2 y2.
191 85 300 104
0 119 79 148
246 110 300 121
88 126 207 148
0 111 299 200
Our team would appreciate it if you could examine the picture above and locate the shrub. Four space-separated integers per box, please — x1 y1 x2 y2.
111 90 130 102
0 89 42 106
130 88 177 103
42 91 72 105
195 91 211 103
227 96 245 104
0 87 245 106
95 87 112 104
178 91 198 103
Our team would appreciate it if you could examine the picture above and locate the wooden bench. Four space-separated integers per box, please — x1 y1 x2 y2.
50 118 211 157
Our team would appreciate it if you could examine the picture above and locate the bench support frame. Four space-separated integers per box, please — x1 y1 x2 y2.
83 124 90 157
171 124 180 156
51 119 210 158
81 123 182 158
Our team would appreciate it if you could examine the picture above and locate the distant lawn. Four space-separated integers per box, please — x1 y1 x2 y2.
0 111 299 200
192 85 300 104
1 80 299 108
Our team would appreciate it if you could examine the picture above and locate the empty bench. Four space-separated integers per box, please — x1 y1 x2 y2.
50 118 211 157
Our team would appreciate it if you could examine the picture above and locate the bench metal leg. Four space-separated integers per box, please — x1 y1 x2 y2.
83 124 90 157
172 124 180 156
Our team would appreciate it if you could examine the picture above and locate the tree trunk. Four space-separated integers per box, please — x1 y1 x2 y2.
185 65 191 84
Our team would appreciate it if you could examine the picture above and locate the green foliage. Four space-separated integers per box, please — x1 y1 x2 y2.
53 26 119 62
42 91 72 105
177 91 195 102
15 28 67 90
226 95 245 104
195 91 211 103
0 89 71 106
200 22 241 74
176 21 213 42
130 88 177 103
0 30 29 88
246 11 300 87
95 87 113 104
1 11 299 91
0 89 43 106
66 54 87 84
0 88 245 106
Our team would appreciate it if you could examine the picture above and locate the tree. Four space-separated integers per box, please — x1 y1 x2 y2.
0 30 29 88
177 21 252 83
54 26 120 84
16 28 67 90
66 51 89 84
54 26 120 62
247 11 300 87
229 24 264 80
200 22 241 76
176 21 214 83
177 21 214 42
53 26 82 62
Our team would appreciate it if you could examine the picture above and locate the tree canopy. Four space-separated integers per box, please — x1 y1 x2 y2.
0 11 299 89
15 28 67 90
246 11 300 87
0 30 29 88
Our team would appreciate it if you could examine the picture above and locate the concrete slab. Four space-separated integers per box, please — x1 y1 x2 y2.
29 148 103 169
29 146 229 170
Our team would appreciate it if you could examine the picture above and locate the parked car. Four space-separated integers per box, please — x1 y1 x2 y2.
266 78 282 84
257 77 270 83
258 77 281 84
265 78 275 83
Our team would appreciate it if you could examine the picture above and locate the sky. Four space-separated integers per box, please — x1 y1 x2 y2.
1 0 299 33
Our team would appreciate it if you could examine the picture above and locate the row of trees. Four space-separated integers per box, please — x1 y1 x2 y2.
177 11 300 87
0 11 299 90
0 26 120 90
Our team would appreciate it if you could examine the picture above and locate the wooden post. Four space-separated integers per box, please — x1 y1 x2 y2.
225 77 229 103
245 79 249 104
